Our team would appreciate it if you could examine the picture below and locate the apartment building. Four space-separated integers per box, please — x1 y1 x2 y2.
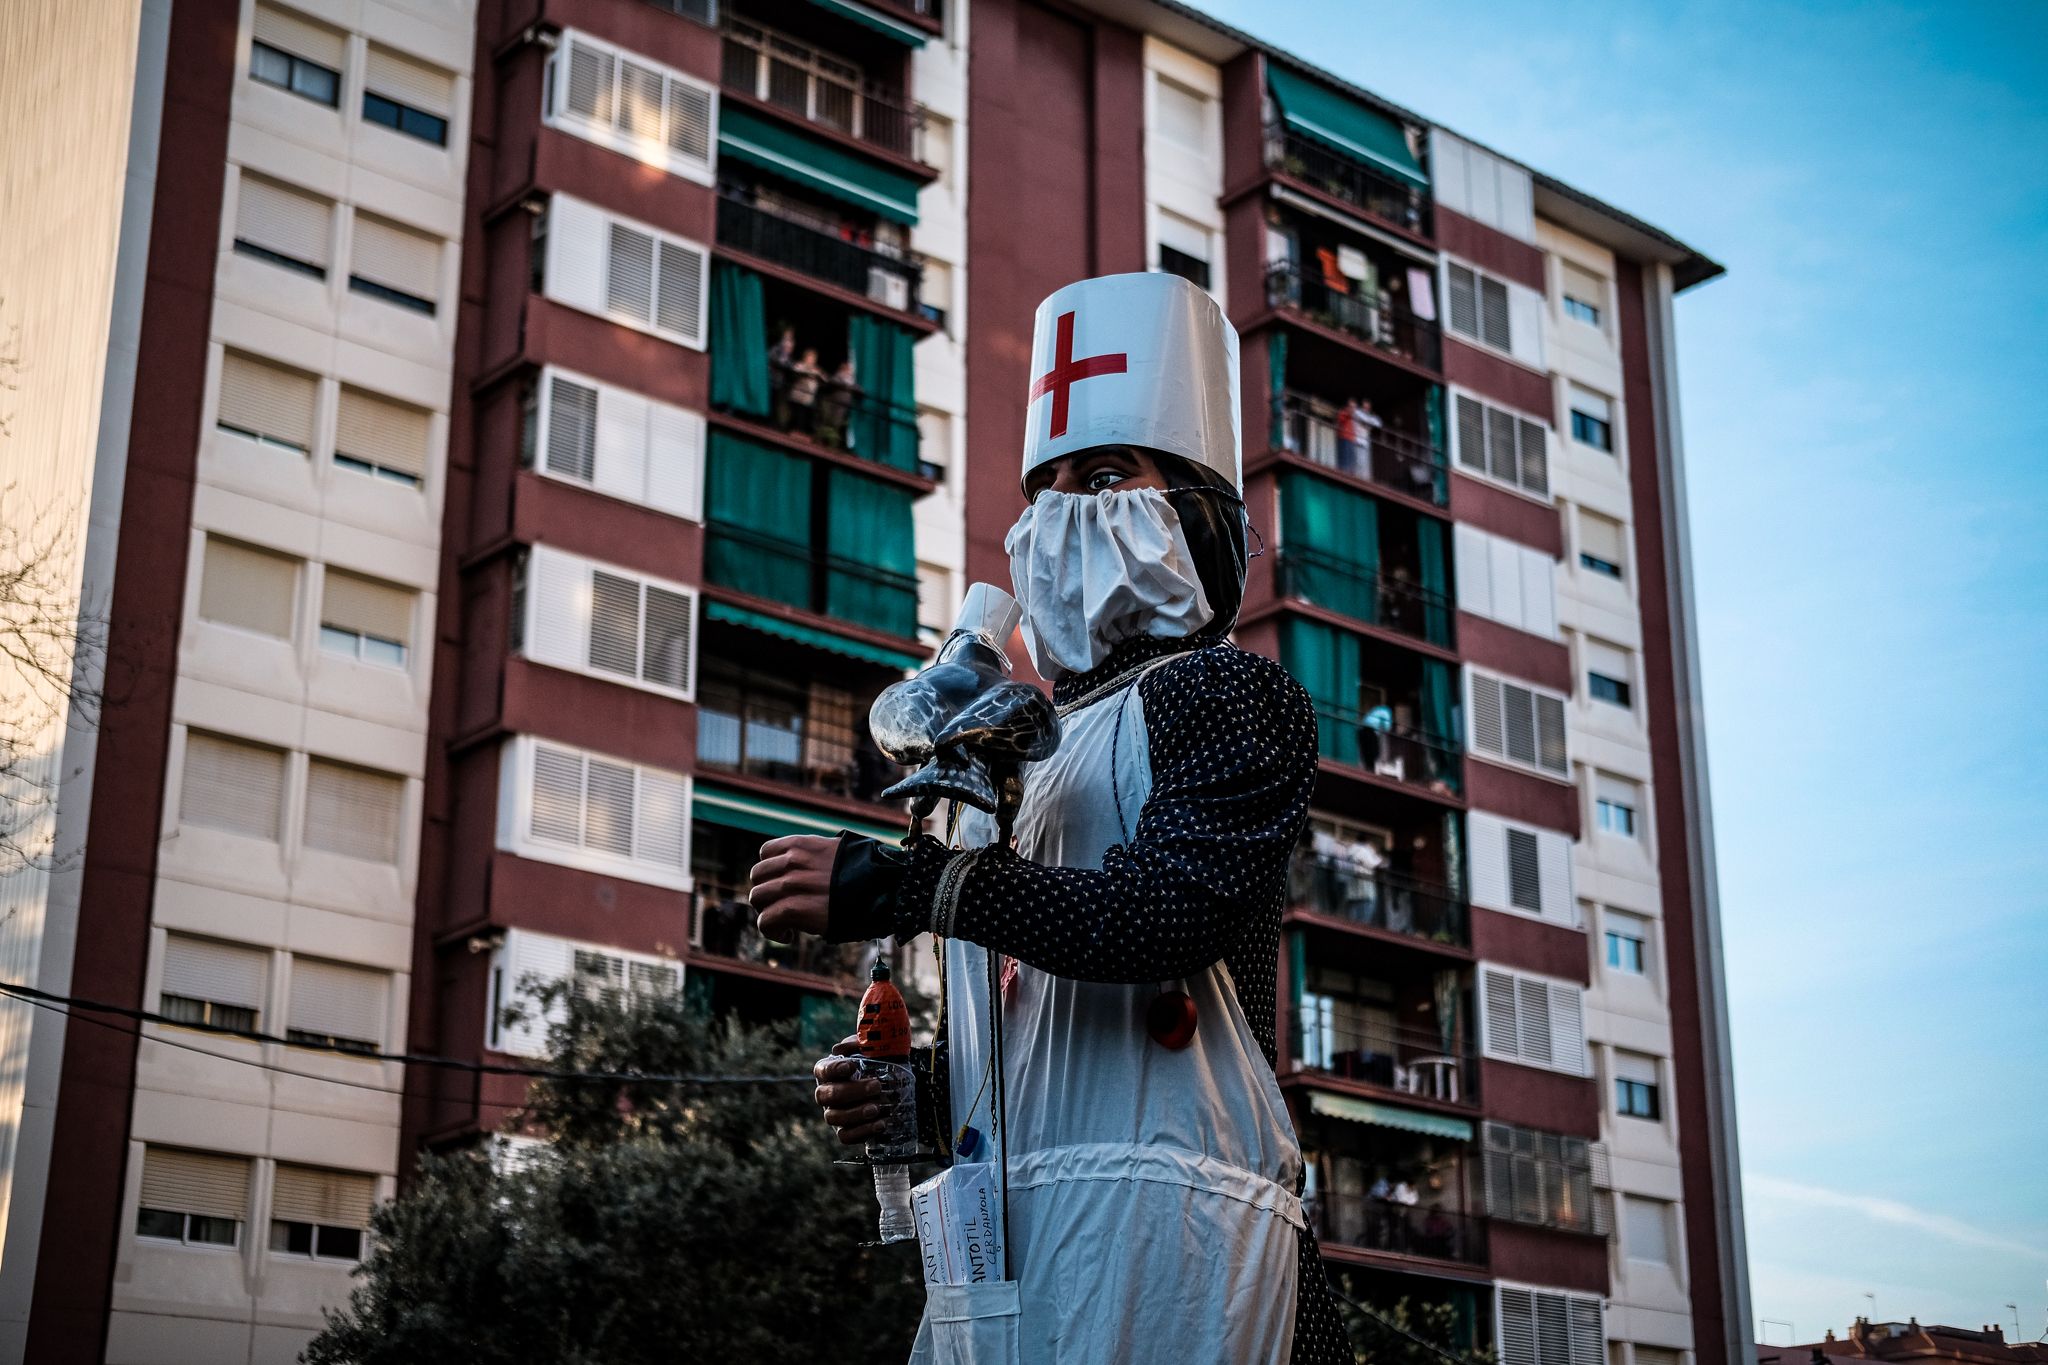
0 1 1742 1362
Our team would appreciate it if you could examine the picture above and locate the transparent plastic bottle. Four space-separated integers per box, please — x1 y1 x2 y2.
856 959 918 1244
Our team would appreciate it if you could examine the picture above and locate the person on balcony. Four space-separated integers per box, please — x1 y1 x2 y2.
749 272 1353 1364
785 346 824 435
768 325 797 427
816 356 859 450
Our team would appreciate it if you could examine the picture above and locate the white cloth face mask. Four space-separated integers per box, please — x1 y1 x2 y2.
1003 487 1215 680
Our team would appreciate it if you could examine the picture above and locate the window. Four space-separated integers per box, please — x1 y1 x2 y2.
1495 1286 1604 1365
1467 670 1569 777
487 926 684 1056
1431 130 1536 241
520 545 698 697
1154 208 1215 293
249 6 344 107
159 934 267 1034
1583 638 1633 709
198 536 298 639
547 32 716 183
303 760 404 864
270 1165 376 1262
1595 773 1640 839
320 570 412 668
335 386 431 488
1563 296 1599 326
1468 812 1574 924
1453 393 1549 497
362 46 454 146
217 351 317 454
539 196 709 349
234 174 332 278
532 368 705 520
1622 1195 1673 1266
1604 910 1649 975
499 737 691 888
1480 967 1586 1074
1159 245 1210 290
1587 672 1630 706
1560 262 1606 329
1577 511 1627 581
607 221 700 340
180 732 288 841
349 213 442 314
136 1147 250 1249
1447 262 1511 351
287 957 388 1053
1614 1050 1661 1119
1453 524 1557 638
1482 1121 1605 1233
1569 385 1613 452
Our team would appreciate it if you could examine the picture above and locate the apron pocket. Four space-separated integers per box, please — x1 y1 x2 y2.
923 1279 1022 1365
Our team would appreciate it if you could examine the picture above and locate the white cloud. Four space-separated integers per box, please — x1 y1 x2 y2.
1747 1174 2048 1263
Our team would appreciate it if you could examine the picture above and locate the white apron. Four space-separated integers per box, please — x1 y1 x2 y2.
910 655 1305 1365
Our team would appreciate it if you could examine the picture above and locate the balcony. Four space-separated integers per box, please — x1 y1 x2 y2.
696 661 900 804
1309 1194 1486 1268
691 881 869 989
1275 391 1446 507
1266 261 1441 372
1305 700 1462 799
1291 1006 1475 1107
1290 853 1468 949
717 187 925 320
1277 545 1454 649
1264 123 1431 239
722 17 923 161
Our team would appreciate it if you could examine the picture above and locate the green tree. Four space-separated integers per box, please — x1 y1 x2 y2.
304 982 926 1365
1329 1276 1496 1365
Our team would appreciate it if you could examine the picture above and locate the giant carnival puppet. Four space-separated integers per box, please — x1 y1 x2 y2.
749 272 1353 1365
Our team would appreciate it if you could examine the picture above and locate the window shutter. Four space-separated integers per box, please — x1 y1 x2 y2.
272 1165 377 1228
1505 827 1541 912
1502 680 1537 767
1454 394 1485 473
1614 1049 1659 1086
1547 980 1586 1075
1496 1289 1536 1365
1517 418 1549 494
180 732 287 840
1514 974 1553 1066
1562 262 1606 312
562 38 616 125
352 214 442 306
1469 673 1504 758
1538 830 1573 922
365 46 453 116
635 766 689 871
218 351 317 451
606 221 656 326
1566 1297 1603 1365
161 935 268 1012
1453 524 1491 618
1481 1121 1512 1218
581 755 636 856
525 546 595 674
544 195 610 315
640 584 694 694
1487 535 1521 628
253 4 344 68
655 238 706 345
1535 692 1568 773
529 742 586 845
545 374 599 483
491 928 577 1056
303 759 404 863
335 388 431 480
594 384 652 504
1570 385 1613 424
322 571 413 646
237 174 333 270
587 570 642 679
1481 968 1518 1059
1579 512 1626 571
664 76 714 164
617 57 666 141
1519 546 1557 638
1509 284 1548 370
199 537 298 638
645 403 705 521
140 1148 251 1221
1480 276 1511 350
1447 264 1477 339
289 957 387 1046
1534 1291 1571 1365
1485 405 1519 484
1468 813 1507 909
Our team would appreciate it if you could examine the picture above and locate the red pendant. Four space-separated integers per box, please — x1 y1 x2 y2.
1146 990 1198 1050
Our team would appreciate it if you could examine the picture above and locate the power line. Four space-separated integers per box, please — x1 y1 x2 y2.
0 980 813 1090
1328 1280 1489 1365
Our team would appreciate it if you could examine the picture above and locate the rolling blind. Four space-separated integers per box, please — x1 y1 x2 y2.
198 537 297 638
302 759 403 863
272 1165 378 1228
236 174 331 268
180 732 287 840
322 571 412 645
1569 384 1612 424
364 45 452 115
161 934 267 1011
289 957 387 1045
1561 262 1606 313
335 387 431 479
218 351 317 451
1579 512 1626 568
140 1147 251 1221
351 214 441 304
1613 1049 1659 1085
252 4 344 68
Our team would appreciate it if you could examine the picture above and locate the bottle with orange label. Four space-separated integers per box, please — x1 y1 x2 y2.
856 957 918 1243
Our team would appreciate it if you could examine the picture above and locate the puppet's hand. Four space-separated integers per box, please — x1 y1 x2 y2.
750 833 838 940
813 1034 889 1145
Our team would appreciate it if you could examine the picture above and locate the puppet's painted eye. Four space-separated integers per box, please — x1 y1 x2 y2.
1085 467 1127 491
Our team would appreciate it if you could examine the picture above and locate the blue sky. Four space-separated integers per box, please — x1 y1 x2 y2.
1198 0 2048 1340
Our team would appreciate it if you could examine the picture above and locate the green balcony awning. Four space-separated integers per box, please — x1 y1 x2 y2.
1267 65 1428 191
718 106 921 226
704 598 925 672
808 0 928 48
693 781 908 847
1309 1091 1473 1141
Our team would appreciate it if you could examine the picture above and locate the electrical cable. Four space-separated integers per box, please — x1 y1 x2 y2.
0 979 813 1090
1326 1279 1488 1365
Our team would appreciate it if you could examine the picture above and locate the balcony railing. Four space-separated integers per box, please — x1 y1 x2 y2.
1290 855 1468 948
696 684 899 805
705 523 921 641
693 884 868 985
1264 124 1430 237
758 354 921 471
1292 1006 1473 1105
1276 545 1454 648
722 19 924 159
1307 1193 1486 1266
717 192 925 316
1304 701 1462 796
1276 392 1446 506
1266 261 1442 372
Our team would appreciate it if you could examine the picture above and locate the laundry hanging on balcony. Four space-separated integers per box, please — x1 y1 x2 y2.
1266 64 1428 191
717 106 921 225
710 262 772 418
